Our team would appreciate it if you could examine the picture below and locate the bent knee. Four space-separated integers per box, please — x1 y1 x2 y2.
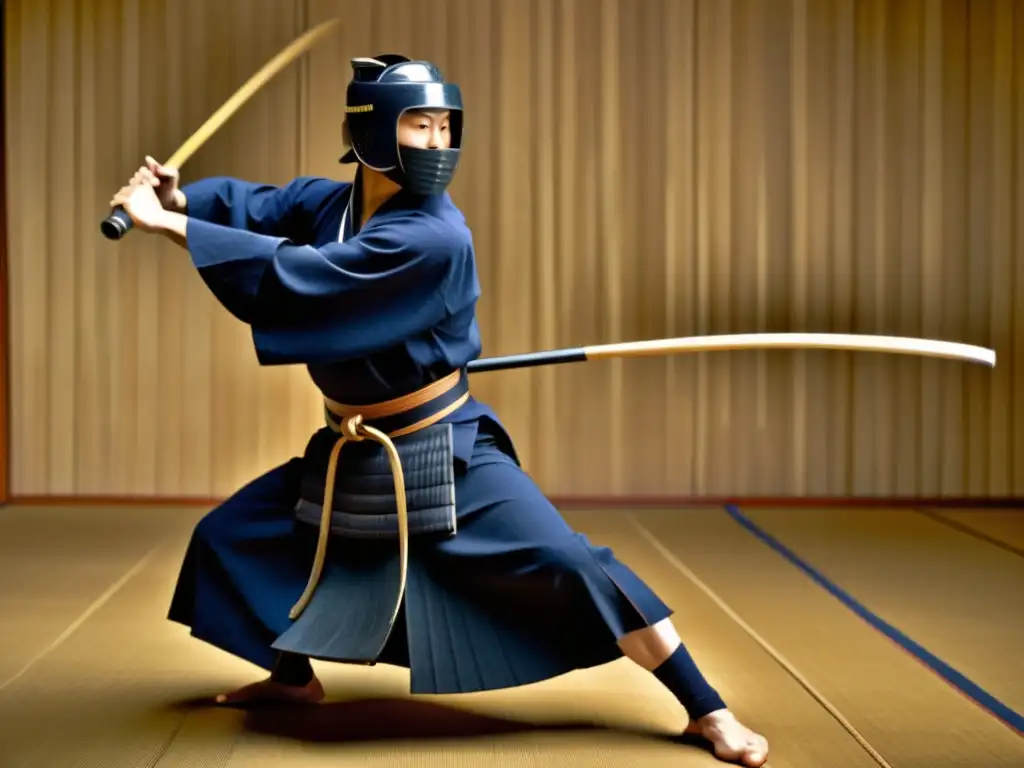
533 538 609 581
190 459 303 546
190 505 237 548
618 618 680 669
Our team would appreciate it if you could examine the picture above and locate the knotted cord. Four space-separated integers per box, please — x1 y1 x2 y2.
288 413 409 642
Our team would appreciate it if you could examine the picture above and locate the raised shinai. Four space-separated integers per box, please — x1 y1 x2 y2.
108 53 772 767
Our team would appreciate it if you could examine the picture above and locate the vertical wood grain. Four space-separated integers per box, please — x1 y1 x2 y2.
0 0 8 502
1015 0 1024 495
661 0 698 498
3 0 1021 499
919 0 945 497
987 0 1014 495
940 0 969 496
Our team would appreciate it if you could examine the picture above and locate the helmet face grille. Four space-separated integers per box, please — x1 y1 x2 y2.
392 146 461 196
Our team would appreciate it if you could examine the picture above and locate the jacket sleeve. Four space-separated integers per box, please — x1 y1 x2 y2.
180 175 334 237
185 213 468 365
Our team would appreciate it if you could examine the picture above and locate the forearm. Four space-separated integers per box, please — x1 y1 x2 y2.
155 210 189 249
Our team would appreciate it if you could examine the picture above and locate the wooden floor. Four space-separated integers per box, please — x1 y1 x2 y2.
0 504 1022 767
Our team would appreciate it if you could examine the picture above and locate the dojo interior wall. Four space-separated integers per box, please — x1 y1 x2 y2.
2 0 1022 501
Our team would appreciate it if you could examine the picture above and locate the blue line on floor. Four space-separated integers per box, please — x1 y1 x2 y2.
723 504 1024 736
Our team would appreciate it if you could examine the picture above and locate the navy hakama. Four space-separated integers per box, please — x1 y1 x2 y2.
168 424 672 694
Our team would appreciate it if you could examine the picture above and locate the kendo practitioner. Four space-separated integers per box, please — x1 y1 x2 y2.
109 54 769 767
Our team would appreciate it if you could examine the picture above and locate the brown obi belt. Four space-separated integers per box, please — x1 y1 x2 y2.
322 369 470 438
287 369 470 626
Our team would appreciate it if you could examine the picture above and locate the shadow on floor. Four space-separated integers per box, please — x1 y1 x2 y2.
171 693 679 746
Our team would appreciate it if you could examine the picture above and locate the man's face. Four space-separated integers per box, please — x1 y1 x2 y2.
397 109 452 150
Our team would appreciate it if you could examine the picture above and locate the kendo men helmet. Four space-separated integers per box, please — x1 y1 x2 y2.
340 54 464 196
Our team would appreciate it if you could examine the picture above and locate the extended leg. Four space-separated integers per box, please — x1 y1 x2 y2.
427 434 769 765
618 619 768 767
166 458 328 707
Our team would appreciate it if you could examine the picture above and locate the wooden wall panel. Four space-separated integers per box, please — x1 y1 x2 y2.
4 0 1022 500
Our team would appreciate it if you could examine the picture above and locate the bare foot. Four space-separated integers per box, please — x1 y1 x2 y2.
213 675 326 707
683 709 768 767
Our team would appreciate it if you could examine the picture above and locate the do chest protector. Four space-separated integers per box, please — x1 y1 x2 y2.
340 54 464 197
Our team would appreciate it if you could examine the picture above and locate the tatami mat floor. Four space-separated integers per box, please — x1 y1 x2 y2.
0 504 1021 767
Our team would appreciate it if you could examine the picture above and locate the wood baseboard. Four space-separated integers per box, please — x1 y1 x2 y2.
5 494 1023 509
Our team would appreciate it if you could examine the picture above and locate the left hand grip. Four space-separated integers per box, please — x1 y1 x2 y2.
101 207 134 240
